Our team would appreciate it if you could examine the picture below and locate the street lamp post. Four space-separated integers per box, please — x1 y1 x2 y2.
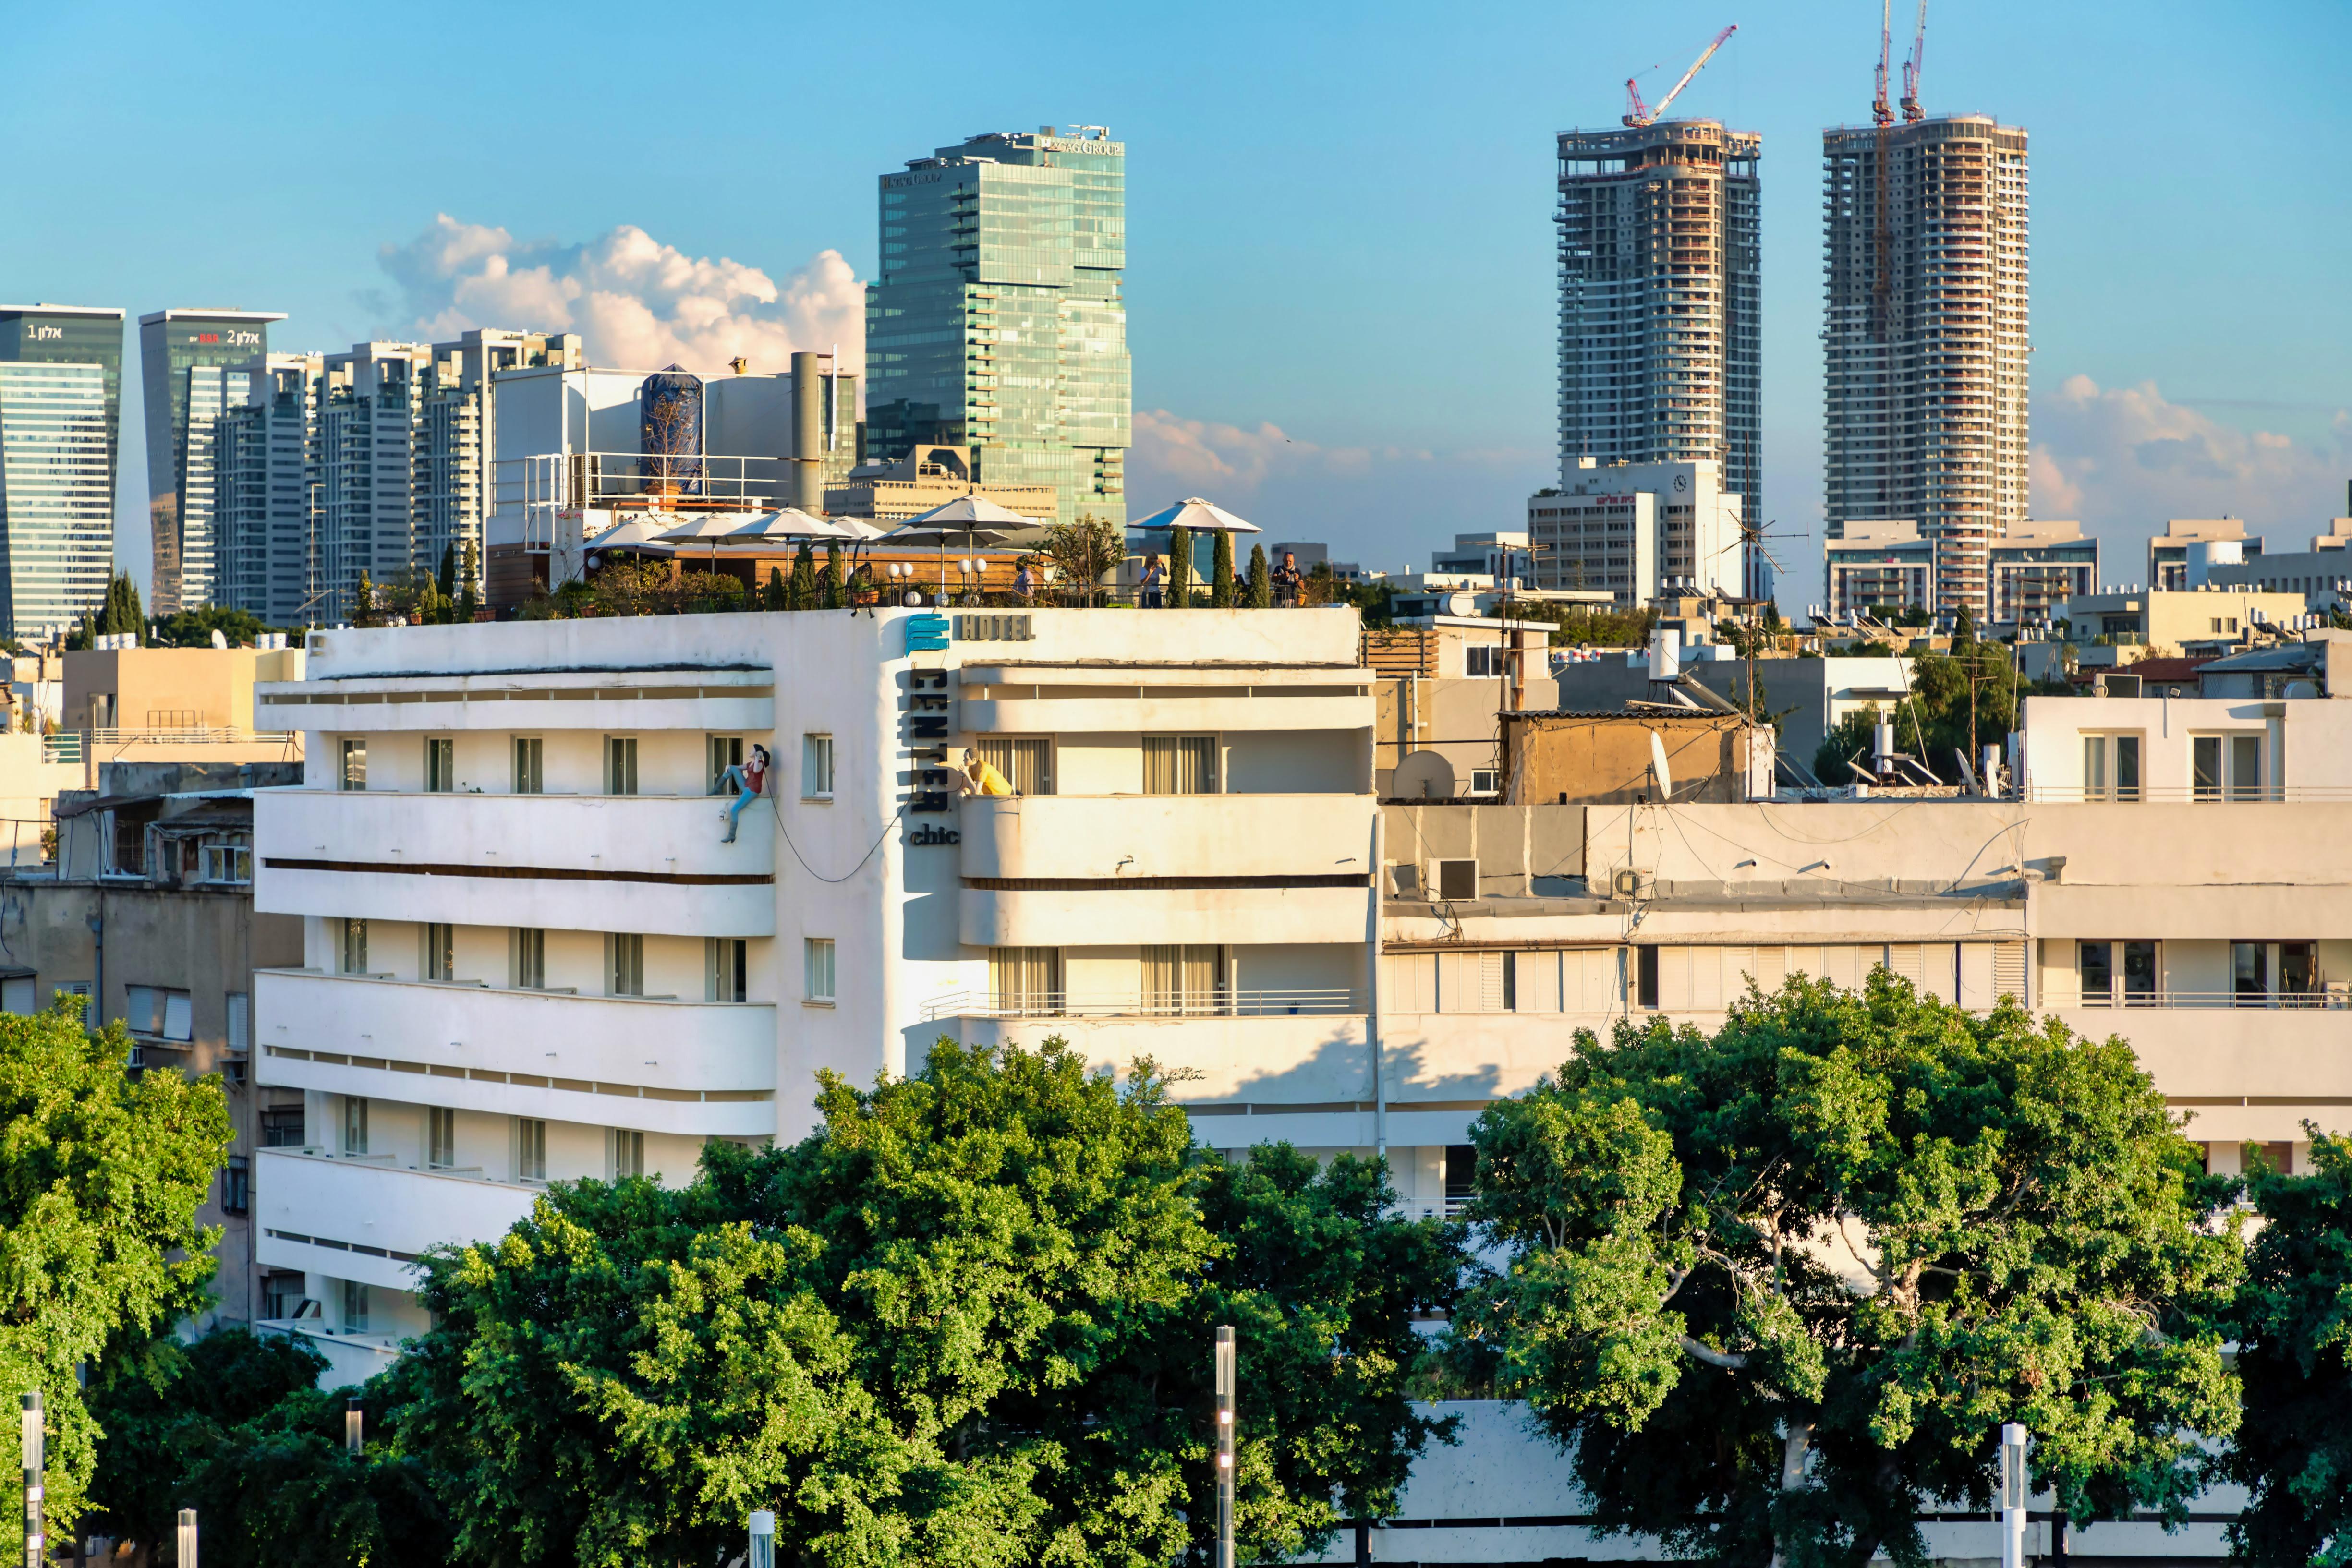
1999 1423 2030 1568
345 1398 363 1456
176 1508 198 1568
1213 1326 1236 1568
20 1392 40 1568
748 1509 776 1568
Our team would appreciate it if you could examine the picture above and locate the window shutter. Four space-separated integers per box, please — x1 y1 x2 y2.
0 977 30 1016
227 991 251 1051
125 985 156 1035
1478 952 1506 1013
1992 942 2027 1004
163 991 194 1042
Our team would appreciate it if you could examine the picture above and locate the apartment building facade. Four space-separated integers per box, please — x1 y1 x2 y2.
1527 457 1743 605
139 309 286 614
1823 115 2030 618
247 608 1378 1378
0 305 124 639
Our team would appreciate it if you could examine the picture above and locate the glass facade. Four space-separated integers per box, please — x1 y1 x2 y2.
867 128 1129 526
139 310 282 612
0 306 124 638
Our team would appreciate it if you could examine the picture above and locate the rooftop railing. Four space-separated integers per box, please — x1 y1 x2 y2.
922 989 1360 1023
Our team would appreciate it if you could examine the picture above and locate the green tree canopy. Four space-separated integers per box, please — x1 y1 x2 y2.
2223 1126 2352 1568
0 996 233 1535
1449 972 2240 1568
152 605 280 649
1245 543 1272 608
385 1039 1460 1567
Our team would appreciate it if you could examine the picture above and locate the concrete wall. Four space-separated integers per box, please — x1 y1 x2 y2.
63 645 305 732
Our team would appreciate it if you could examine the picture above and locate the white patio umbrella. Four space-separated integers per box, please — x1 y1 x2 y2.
651 512 764 574
582 514 679 567
1128 497 1261 536
883 495 1054 596
718 507 858 546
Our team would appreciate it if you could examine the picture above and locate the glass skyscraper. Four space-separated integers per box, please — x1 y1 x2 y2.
0 305 125 638
140 309 285 613
866 126 1129 526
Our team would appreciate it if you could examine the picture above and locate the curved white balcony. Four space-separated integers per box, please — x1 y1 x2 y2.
961 794 1373 881
255 789 773 935
254 968 777 1136
255 1146 538 1291
959 883 1369 949
257 669 773 735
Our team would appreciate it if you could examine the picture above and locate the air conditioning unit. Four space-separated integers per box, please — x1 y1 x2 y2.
1612 868 1649 899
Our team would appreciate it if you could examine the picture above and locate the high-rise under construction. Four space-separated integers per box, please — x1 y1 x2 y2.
1822 97 2029 618
1555 116 1762 594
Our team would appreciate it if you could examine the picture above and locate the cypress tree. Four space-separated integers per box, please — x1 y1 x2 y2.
1246 543 1272 609
458 538 481 623
1210 530 1235 609
436 544 457 601
1167 526 1192 607
788 543 817 612
823 543 845 609
764 567 787 612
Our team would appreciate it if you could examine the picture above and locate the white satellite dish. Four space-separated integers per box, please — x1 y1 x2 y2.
1392 749 1457 801
1648 731 1673 801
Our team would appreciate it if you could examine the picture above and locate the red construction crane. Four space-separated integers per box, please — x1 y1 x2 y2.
1622 24 1738 129
1872 0 1894 126
1899 0 1929 121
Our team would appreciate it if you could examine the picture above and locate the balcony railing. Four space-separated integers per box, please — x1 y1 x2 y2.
2062 989 2348 1011
922 989 1360 1022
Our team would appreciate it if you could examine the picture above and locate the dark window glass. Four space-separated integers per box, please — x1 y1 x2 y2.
1444 1144 1478 1202
1637 946 1660 1009
2122 941 2158 1003
2079 941 2112 1005
2233 941 2267 1005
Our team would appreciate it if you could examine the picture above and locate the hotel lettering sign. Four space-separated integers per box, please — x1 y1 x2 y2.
907 669 954 816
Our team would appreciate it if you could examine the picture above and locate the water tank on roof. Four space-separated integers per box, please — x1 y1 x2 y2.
640 365 704 496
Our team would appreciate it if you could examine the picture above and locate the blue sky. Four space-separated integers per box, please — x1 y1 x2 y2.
6 0 2347 604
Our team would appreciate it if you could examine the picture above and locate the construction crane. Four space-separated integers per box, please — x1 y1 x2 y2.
1872 0 1894 126
1622 24 1737 128
1899 0 1928 121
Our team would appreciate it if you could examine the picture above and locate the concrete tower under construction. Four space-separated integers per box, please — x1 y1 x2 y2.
1556 119 1762 590
1822 113 2030 618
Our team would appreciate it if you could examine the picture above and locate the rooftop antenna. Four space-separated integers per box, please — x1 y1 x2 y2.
1624 24 1738 128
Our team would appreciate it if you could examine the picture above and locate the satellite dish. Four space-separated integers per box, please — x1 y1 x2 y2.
1392 749 1457 801
1648 731 1673 800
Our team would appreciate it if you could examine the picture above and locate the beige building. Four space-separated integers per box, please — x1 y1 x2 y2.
823 446 1059 524
2060 587 2308 653
64 645 306 774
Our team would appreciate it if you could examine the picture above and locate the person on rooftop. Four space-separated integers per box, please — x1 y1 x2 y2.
1139 552 1165 609
1272 550 1305 608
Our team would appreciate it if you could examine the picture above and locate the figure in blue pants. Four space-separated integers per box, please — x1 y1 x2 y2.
720 744 770 843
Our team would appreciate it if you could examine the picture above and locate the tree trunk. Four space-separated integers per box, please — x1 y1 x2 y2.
1768 1421 1815 1568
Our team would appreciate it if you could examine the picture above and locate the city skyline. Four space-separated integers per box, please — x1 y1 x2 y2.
3 0 2346 608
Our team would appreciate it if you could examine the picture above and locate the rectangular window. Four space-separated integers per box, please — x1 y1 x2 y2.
2079 941 2113 1006
261 1103 304 1147
609 1127 645 1180
123 985 193 1040
340 918 368 976
802 733 836 799
221 1155 250 1216
339 738 367 791
0 976 34 1015
1434 859 1479 901
428 1106 456 1170
1466 644 1503 677
606 933 644 997
706 937 747 1002
1502 951 1518 1012
2122 940 2159 1005
2233 941 2268 1007
199 838 253 883
342 1096 368 1156
708 735 744 795
2082 734 2140 801
1141 945 1226 1016
2193 736 2221 801
804 938 836 1004
604 736 638 796
512 737 543 794
261 1272 303 1322
2282 941 2318 1006
990 946 1067 1016
515 1117 547 1183
226 990 250 1052
422 923 455 982
1143 736 1218 795
2231 735 2264 801
511 928 546 989
1444 1144 1478 1205
343 1280 370 1333
1637 945 1660 1010
57 981 91 1027
977 737 1053 796
424 736 455 793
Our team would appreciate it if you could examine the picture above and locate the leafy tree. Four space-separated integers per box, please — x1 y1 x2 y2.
2223 1126 2352 1568
84 1326 330 1550
788 542 817 611
411 569 445 627
1449 972 2240 1568
0 997 233 1537
1210 529 1235 609
1245 544 1272 609
153 606 277 649
458 537 482 624
1165 525 1192 607
352 571 379 627
1304 560 1338 608
387 1039 1459 1567
1042 514 1122 607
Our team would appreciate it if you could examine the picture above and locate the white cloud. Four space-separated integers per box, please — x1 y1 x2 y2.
1129 408 1447 495
374 214 864 375
2033 374 2350 537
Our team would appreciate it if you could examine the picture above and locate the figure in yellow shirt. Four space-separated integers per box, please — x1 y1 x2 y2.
960 748 1014 796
